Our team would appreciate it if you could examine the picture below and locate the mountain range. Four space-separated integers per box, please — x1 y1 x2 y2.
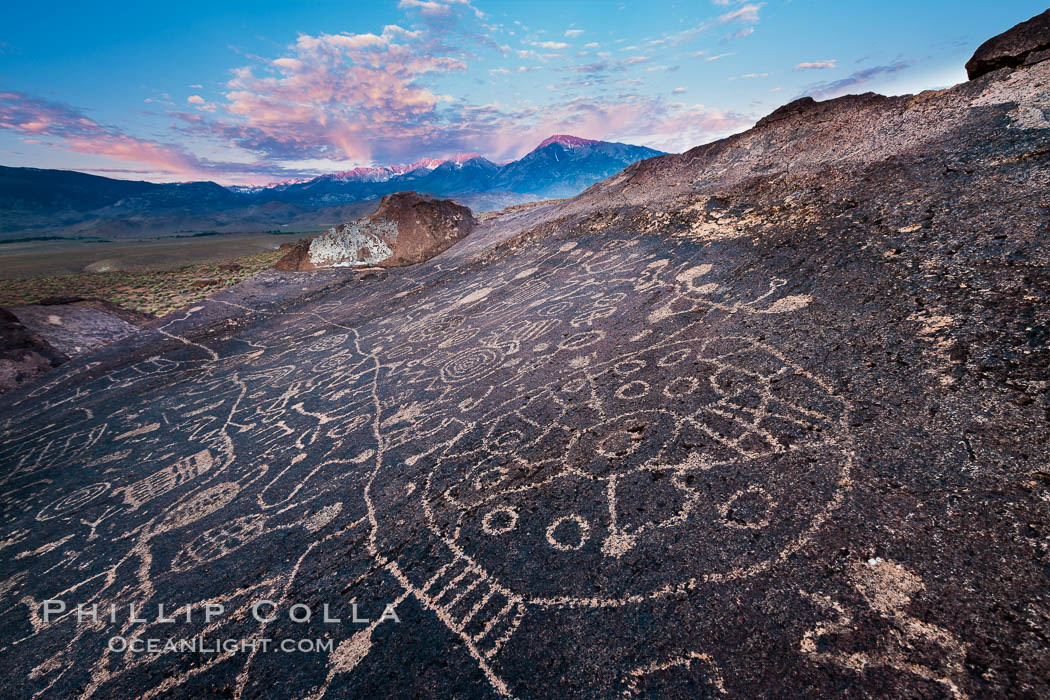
0 135 663 240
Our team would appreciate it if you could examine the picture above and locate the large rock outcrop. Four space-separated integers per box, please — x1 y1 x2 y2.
965 8 1050 79
274 192 477 271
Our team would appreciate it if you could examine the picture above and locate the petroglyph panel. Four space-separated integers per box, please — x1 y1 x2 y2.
0 232 859 698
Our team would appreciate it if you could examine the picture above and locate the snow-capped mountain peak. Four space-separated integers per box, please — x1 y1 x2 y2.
537 135 601 149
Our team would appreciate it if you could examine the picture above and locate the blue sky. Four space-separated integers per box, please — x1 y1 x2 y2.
0 0 1044 184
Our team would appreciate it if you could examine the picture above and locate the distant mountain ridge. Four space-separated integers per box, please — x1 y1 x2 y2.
0 136 664 239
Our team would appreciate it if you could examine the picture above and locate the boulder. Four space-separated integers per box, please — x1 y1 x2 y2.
4 301 142 358
37 296 155 326
274 192 477 271
0 308 67 395
966 8 1050 79
0 296 155 394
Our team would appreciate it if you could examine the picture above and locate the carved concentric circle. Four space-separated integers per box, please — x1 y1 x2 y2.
440 346 503 384
36 483 111 521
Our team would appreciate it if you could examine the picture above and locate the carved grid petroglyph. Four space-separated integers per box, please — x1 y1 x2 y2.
0 235 863 697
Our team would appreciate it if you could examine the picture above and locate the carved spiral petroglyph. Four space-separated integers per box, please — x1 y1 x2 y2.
440 346 504 384
36 483 111 522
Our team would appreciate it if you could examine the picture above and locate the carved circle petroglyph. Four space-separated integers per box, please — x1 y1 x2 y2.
546 515 591 551
482 506 519 535
406 331 853 608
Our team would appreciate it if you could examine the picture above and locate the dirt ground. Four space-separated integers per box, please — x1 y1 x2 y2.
0 247 285 316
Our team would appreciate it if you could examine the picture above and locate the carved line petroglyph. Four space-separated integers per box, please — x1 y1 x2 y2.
801 558 970 699
624 651 727 696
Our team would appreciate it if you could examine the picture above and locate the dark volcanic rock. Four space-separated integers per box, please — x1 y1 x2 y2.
274 191 477 270
5 301 144 357
0 297 153 393
271 239 311 271
1 11 1050 699
0 308 66 394
37 296 155 326
966 8 1050 79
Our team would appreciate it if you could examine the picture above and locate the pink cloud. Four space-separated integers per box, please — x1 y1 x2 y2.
0 91 294 183
794 60 837 71
718 3 763 24
189 24 469 164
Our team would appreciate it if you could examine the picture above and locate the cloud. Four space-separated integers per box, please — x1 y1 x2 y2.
564 29 584 38
567 62 618 74
728 72 768 80
723 27 754 40
718 3 763 24
398 0 443 12
705 52 735 62
0 90 256 179
672 87 686 94
187 95 206 104
794 60 837 71
190 25 470 164
800 61 912 99
655 0 762 47
530 40 569 49
397 0 482 18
